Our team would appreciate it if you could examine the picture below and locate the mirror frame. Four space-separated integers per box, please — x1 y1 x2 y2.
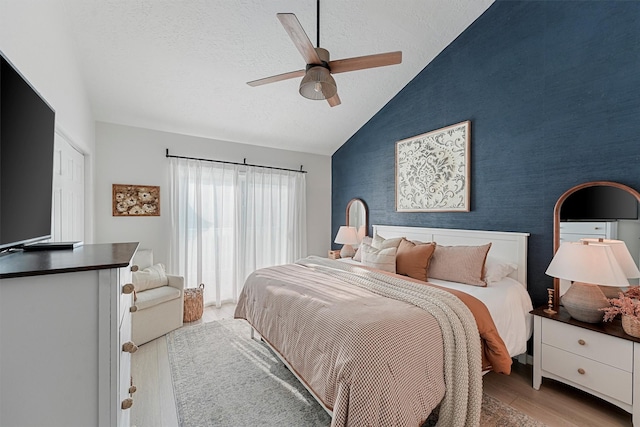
346 198 369 237
552 181 640 310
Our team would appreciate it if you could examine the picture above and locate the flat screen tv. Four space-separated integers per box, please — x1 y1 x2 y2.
560 185 639 221
0 53 56 251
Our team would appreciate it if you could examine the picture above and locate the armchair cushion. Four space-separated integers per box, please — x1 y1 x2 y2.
135 285 181 311
133 263 168 292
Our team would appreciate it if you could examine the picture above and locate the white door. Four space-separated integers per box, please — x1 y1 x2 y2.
51 133 85 242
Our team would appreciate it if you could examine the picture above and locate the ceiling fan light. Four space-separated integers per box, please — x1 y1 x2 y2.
299 66 337 100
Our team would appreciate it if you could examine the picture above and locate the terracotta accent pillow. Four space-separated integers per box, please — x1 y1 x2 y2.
360 243 397 273
428 243 492 287
353 236 373 262
396 239 437 282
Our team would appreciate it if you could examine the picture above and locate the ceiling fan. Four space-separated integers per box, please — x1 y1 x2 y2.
247 1 402 107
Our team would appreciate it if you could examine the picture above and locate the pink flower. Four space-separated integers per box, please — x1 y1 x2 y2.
601 287 640 322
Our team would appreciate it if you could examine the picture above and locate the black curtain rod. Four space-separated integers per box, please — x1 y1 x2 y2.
165 149 307 174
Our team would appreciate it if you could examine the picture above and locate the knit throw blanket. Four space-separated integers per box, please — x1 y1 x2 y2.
296 256 483 427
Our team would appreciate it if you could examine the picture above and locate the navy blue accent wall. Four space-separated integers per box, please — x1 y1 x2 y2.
331 1 640 307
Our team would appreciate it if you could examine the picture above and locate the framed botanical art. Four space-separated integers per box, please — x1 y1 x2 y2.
112 184 160 216
395 121 470 212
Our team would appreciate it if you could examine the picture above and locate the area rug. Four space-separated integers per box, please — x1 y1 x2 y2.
167 319 546 427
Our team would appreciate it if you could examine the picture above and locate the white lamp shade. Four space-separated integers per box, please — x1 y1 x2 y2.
357 225 366 242
580 238 640 279
334 226 358 245
546 242 629 287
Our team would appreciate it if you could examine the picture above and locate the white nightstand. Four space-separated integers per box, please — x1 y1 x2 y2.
532 307 640 426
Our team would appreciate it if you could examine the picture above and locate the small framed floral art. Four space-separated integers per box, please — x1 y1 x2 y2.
112 184 160 216
395 121 470 212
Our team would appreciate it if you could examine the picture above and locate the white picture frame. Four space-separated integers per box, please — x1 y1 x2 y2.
395 121 470 212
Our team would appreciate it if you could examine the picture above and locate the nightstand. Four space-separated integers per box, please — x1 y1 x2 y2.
532 306 640 426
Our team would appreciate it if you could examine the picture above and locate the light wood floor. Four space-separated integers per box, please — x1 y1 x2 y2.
131 304 632 427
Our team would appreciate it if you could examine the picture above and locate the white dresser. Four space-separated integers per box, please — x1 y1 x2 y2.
558 221 617 243
533 307 640 426
0 243 139 427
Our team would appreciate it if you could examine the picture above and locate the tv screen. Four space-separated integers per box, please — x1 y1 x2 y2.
560 186 639 221
0 53 56 251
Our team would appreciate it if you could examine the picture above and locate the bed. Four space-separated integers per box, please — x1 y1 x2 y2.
234 225 533 427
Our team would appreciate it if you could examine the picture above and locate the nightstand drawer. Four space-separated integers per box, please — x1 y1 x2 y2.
541 317 633 371
541 344 632 405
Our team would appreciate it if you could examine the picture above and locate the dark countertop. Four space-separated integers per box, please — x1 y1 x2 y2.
0 242 139 279
531 305 640 343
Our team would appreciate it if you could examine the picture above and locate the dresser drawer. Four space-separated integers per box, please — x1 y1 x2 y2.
118 307 133 427
541 317 633 371
119 266 134 326
559 221 609 235
541 344 632 405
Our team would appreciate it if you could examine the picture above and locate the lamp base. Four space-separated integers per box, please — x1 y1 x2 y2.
340 244 355 258
599 285 623 299
561 282 610 323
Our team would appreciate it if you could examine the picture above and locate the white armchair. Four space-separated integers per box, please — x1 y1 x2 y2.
131 249 184 345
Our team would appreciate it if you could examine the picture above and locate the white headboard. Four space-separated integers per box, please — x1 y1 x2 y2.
372 225 530 287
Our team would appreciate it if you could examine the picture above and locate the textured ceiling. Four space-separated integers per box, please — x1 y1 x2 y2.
62 0 494 155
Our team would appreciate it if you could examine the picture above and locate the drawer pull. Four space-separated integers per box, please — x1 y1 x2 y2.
129 385 137 394
121 398 133 410
130 305 138 313
577 368 586 375
131 265 139 272
122 283 135 295
578 339 586 346
122 341 138 353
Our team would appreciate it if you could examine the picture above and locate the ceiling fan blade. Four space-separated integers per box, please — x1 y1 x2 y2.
277 13 322 65
329 51 402 74
327 93 341 107
247 69 306 87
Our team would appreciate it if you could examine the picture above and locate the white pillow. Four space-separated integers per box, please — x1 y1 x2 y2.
353 236 373 262
133 263 168 292
372 233 403 250
361 243 397 273
484 257 517 283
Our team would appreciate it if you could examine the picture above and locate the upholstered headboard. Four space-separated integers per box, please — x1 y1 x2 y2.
372 225 530 287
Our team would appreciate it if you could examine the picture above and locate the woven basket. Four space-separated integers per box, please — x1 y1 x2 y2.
622 315 640 338
183 283 205 323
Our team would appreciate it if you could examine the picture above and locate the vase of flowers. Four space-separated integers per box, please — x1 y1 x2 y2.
601 286 640 338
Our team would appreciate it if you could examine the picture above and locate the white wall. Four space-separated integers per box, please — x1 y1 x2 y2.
95 122 331 266
0 0 96 241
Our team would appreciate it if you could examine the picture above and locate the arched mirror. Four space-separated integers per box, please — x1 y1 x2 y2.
553 181 640 309
346 198 369 242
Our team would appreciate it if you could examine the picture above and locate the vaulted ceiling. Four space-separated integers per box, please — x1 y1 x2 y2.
63 0 494 155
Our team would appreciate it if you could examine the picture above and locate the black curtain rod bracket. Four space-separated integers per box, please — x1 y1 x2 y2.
165 149 307 174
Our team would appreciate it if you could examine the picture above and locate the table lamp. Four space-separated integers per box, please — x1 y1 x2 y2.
546 241 630 323
335 226 358 258
580 238 640 297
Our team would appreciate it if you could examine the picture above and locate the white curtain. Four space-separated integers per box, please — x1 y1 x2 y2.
169 157 307 306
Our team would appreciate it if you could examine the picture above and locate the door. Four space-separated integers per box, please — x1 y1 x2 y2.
51 132 85 242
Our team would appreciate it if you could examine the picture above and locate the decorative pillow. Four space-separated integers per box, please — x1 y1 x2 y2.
396 239 437 282
428 243 492 287
484 257 517 283
372 233 403 250
132 263 169 292
353 236 373 262
360 243 397 273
